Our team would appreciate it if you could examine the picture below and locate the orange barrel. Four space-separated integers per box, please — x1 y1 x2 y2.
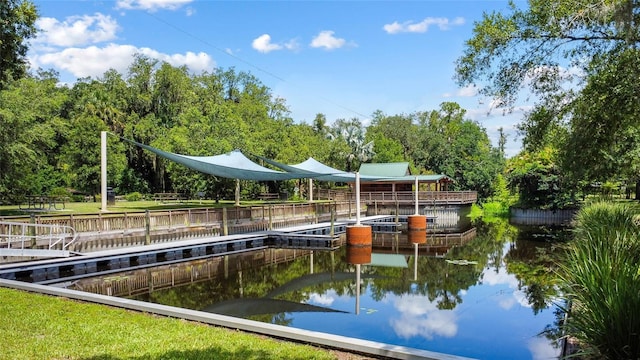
408 229 427 244
346 224 372 246
407 215 427 231
347 245 372 264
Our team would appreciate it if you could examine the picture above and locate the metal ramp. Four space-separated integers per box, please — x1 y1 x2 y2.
0 221 77 258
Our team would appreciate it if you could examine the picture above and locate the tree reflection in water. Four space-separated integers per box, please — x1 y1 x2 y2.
117 218 566 358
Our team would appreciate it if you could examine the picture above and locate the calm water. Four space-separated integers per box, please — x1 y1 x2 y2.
86 220 567 359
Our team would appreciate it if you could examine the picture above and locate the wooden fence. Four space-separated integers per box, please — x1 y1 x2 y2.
0 202 356 238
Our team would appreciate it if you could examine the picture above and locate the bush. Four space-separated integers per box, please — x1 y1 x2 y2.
559 201 640 359
70 195 85 202
125 192 142 201
49 187 71 197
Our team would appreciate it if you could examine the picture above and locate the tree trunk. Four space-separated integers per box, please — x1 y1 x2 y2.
636 180 640 201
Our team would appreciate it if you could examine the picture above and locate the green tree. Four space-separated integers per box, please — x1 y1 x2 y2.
415 102 503 199
506 146 575 209
0 0 37 88
561 49 640 196
455 0 640 200
329 118 374 172
0 71 68 199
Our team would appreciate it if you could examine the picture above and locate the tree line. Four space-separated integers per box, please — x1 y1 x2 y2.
456 0 640 206
0 54 504 202
7 0 638 208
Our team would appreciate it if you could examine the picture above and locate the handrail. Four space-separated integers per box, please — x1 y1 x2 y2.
0 196 475 240
0 221 77 252
316 190 477 203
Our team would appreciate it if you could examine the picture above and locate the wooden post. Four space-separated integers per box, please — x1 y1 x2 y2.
314 203 319 224
222 207 228 236
145 210 151 245
235 179 240 206
330 202 335 237
268 205 273 231
30 213 36 247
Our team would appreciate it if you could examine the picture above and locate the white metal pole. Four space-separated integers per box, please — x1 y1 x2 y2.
355 172 361 225
414 176 419 215
356 263 361 315
101 131 107 212
414 243 418 281
308 178 313 201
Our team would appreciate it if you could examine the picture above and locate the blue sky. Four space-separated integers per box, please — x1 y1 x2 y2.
29 0 530 156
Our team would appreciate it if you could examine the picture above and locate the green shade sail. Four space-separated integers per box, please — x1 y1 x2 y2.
122 138 300 181
122 136 452 183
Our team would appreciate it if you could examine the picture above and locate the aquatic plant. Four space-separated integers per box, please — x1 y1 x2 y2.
559 201 640 359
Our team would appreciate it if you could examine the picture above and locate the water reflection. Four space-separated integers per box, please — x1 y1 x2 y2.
69 218 564 359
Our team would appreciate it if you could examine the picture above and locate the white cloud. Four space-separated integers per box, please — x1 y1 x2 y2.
252 34 283 53
30 43 214 79
306 292 336 306
480 263 532 309
252 34 300 53
528 336 561 360
35 14 119 47
116 0 193 11
456 85 478 97
383 17 465 34
310 30 347 50
284 38 300 51
390 294 458 340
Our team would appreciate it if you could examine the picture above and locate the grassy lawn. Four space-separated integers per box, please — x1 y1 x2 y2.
0 287 351 360
1 200 359 359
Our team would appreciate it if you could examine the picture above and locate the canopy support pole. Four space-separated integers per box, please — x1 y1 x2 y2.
101 131 107 212
308 178 313 202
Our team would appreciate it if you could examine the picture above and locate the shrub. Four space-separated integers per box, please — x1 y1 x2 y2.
559 201 640 359
125 192 142 201
49 187 71 197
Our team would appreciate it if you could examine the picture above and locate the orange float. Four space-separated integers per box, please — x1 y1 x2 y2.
407 215 427 231
346 224 372 247
408 229 427 244
346 245 372 264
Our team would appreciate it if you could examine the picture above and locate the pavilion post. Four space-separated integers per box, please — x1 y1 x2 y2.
414 176 419 215
355 172 361 225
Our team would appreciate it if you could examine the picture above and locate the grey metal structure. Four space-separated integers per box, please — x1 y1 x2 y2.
0 221 77 258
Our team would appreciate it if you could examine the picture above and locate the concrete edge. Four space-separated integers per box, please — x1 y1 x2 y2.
1 279 476 360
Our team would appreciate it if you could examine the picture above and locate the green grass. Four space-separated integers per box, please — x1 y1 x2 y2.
0 287 343 360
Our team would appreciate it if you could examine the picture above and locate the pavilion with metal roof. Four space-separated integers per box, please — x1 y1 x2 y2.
358 162 453 192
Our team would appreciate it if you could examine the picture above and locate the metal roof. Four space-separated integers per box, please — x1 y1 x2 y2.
359 163 410 177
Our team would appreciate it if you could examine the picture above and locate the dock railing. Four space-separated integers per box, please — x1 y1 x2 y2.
0 202 357 237
315 190 477 205
0 221 77 257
